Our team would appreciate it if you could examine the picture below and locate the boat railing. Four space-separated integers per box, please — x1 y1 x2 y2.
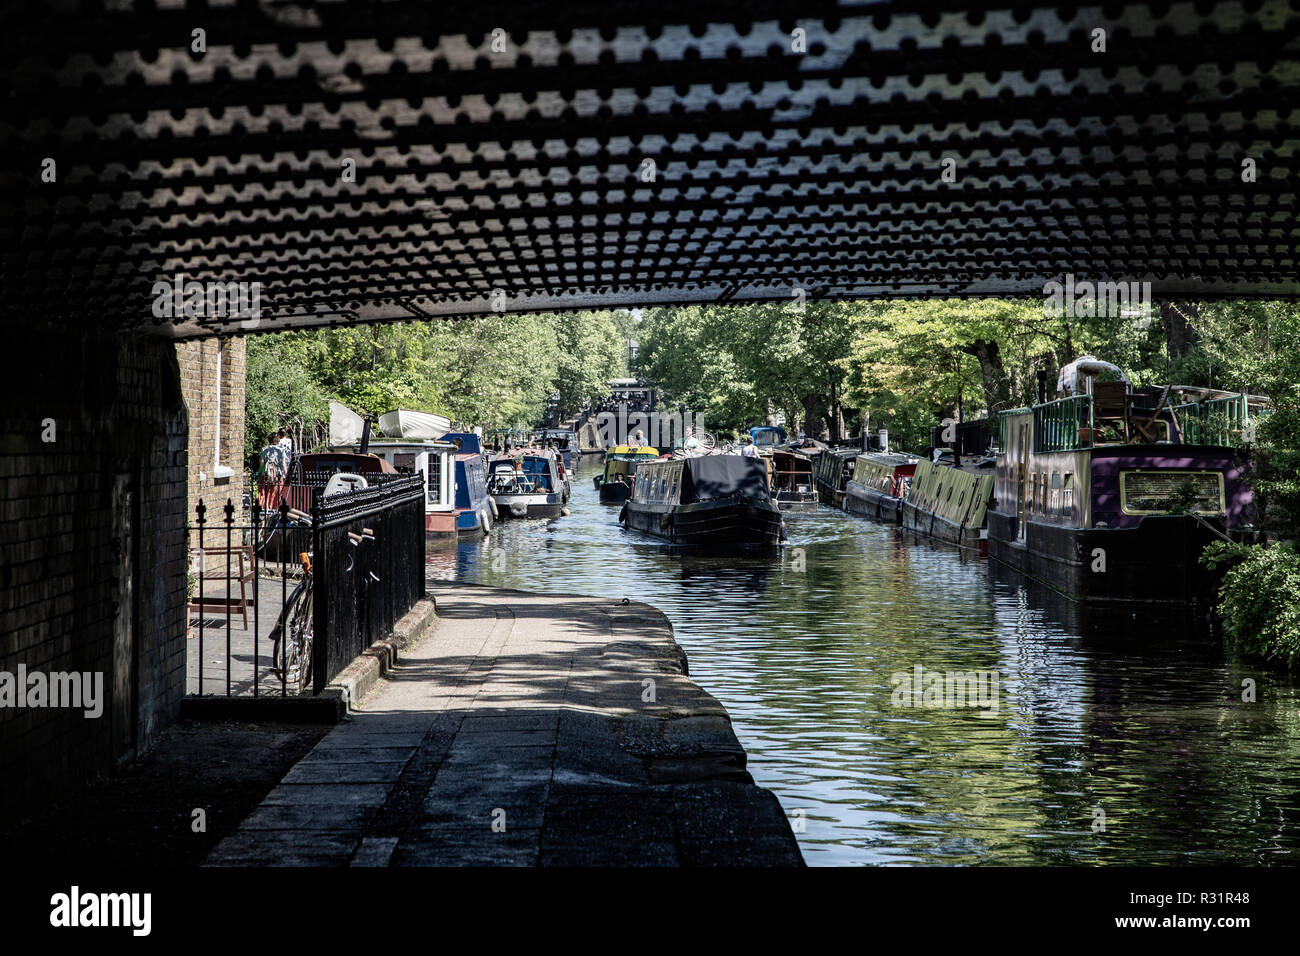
1171 392 1262 448
1033 395 1094 452
996 407 1033 451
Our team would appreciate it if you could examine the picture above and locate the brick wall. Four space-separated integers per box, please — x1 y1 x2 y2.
0 323 189 816
176 337 246 524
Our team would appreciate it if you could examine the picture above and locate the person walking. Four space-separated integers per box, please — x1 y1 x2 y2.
258 433 288 483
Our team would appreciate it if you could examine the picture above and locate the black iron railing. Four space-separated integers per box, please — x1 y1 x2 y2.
187 472 424 699
310 474 424 694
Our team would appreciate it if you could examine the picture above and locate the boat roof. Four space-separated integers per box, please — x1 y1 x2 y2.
300 452 396 473
366 440 456 452
610 445 660 455
856 451 918 468
438 431 482 454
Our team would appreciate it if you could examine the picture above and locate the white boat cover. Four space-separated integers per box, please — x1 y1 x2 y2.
379 408 452 440
328 400 366 446
1057 355 1131 395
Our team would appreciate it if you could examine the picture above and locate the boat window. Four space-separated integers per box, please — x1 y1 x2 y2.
1063 473 1073 515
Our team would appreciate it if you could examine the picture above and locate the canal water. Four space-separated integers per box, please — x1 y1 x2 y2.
428 455 1300 865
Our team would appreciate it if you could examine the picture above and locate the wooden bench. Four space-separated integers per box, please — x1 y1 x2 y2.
188 546 256 630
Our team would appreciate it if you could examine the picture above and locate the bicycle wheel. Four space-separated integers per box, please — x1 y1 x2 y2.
286 577 315 694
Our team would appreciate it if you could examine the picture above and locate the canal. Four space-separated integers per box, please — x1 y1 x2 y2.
428 455 1300 865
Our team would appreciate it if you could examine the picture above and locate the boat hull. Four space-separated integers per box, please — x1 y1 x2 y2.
455 503 492 536
597 482 632 503
623 495 783 547
901 499 984 548
844 481 903 524
987 510 1234 605
493 494 564 519
774 492 819 513
424 511 458 544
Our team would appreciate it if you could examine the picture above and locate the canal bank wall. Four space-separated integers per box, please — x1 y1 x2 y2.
207 582 804 866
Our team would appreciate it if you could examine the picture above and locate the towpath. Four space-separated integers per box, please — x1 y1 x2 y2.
206 582 803 866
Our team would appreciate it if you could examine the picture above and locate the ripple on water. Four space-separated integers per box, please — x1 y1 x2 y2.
440 464 1300 865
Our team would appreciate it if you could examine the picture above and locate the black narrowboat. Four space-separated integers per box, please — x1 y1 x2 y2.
619 455 784 547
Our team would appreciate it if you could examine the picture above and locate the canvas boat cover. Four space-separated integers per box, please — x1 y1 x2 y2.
681 455 771 503
380 409 452 440
329 400 366 447
1057 356 1131 396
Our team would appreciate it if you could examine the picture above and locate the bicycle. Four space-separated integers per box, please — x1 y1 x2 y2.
268 507 315 694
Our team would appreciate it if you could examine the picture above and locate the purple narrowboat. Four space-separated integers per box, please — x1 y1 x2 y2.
987 358 1268 606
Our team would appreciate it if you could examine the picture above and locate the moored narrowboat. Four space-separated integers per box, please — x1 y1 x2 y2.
900 454 996 549
844 452 919 524
363 440 459 542
813 445 860 508
593 445 661 502
988 365 1266 605
620 455 784 548
488 454 567 519
762 449 818 512
439 431 494 536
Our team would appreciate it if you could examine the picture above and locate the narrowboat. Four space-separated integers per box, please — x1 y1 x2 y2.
541 428 578 473
844 452 920 523
487 454 567 519
619 454 784 547
812 445 860 509
593 445 661 502
901 453 995 549
364 440 459 542
762 449 818 512
439 432 494 536
750 425 788 450
987 364 1266 605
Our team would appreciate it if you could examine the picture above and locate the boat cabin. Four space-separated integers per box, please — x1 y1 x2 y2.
850 452 918 499
763 450 817 511
750 425 787 448
988 362 1267 603
364 440 458 540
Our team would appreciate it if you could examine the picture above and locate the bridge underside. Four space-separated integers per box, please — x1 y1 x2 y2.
1 1 1297 338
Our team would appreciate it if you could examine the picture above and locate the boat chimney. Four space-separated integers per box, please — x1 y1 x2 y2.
878 428 889 453
359 414 374 455
1036 369 1048 404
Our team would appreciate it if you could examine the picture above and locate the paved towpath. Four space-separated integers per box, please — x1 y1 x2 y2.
207 582 803 866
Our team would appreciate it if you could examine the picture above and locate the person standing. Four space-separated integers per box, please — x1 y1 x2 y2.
740 436 759 458
277 427 294 473
258 433 287 483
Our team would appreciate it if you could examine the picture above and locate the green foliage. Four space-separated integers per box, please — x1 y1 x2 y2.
1202 541 1300 668
245 333 331 459
551 311 630 419
244 313 630 458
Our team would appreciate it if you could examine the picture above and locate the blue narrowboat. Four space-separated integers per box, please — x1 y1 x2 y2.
749 425 788 449
439 432 494 536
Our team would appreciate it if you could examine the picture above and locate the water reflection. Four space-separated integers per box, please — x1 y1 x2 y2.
430 454 1300 865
